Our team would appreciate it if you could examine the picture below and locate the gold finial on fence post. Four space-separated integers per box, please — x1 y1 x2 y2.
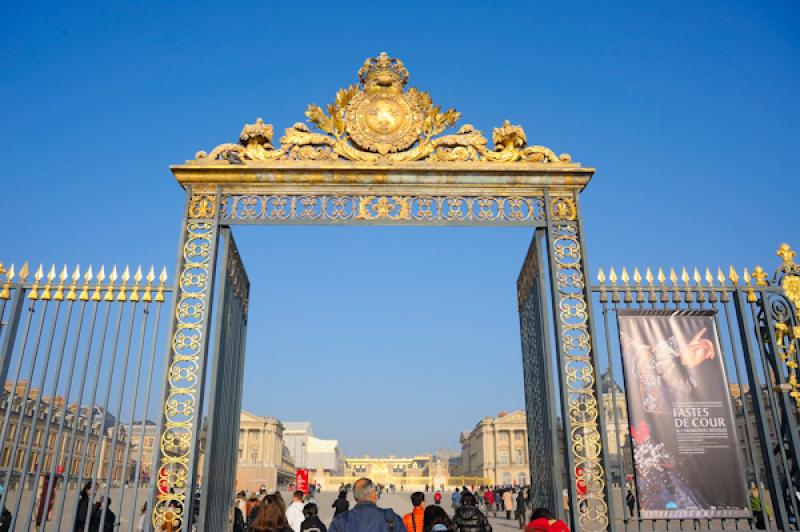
609 267 620 303
92 266 105 302
41 264 56 301
646 267 657 303
118 266 130 302
0 264 12 300
597 269 608 303
79 266 92 301
729 266 740 286
743 267 756 303
104 266 117 302
29 265 44 300
130 267 142 302
67 266 80 301
693 267 704 302
621 267 632 303
752 265 768 287
155 267 168 303
142 267 155 303
54 265 67 301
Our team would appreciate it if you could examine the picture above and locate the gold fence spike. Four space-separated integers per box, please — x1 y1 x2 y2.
669 267 678 286
717 267 726 286
692 267 701 286
752 265 768 287
92 266 105 301
19 262 30 283
609 267 618 286
53 265 67 301
621 267 630 285
66 265 80 301
130 266 142 302
41 264 56 301
681 267 690 286
705 268 714 287
597 268 606 284
29 264 44 300
79 266 92 301
729 266 739 285
645 268 654 286
117 266 130 302
155 267 167 303
104 266 117 301
0 263 13 300
657 267 666 285
633 267 642 286
142 266 155 303
743 267 757 302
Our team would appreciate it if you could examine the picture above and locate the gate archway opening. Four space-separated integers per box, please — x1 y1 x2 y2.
154 52 608 532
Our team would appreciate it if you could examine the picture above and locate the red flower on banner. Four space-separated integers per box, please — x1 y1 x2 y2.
630 420 650 445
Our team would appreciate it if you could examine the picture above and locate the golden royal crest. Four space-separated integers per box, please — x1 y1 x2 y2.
344 53 421 154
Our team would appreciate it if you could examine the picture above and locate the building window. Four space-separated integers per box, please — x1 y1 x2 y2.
513 449 523 465
514 432 522 441
498 451 509 465
250 447 259 465
502 472 512 486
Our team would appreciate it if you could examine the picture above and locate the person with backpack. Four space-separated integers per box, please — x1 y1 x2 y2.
300 502 327 532
329 478 406 532
403 492 425 532
452 492 491 532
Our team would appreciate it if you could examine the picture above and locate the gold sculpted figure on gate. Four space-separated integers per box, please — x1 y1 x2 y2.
194 52 573 164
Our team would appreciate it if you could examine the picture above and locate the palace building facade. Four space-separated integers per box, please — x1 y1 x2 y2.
460 410 530 487
235 411 296 492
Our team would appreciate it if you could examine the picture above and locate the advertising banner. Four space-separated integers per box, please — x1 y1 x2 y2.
617 310 749 519
296 469 309 494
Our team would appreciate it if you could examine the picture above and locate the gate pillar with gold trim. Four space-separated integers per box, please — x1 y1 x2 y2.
152 52 612 531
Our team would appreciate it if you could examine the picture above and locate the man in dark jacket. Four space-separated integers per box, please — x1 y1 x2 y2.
90 497 116 532
329 478 406 532
453 493 491 532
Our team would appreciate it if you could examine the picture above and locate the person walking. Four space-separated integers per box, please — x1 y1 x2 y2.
0 486 10 532
516 489 527 528
434 491 442 506
749 486 770 529
332 490 350 517
90 497 116 532
329 477 406 532
625 490 635 518
483 489 495 517
453 493 491 532
73 481 95 532
300 502 327 532
286 490 306 532
503 490 514 520
493 488 502 514
403 492 425 532
452 488 462 511
135 502 148 532
423 505 455 532
250 496 294 532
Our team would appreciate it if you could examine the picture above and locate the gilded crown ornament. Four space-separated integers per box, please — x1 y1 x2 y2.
195 52 573 164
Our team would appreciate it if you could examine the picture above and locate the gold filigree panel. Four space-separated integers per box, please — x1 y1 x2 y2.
220 194 546 225
152 216 216 530
548 195 609 531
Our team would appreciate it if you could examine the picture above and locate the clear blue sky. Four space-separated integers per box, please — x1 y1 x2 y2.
1 1 798 457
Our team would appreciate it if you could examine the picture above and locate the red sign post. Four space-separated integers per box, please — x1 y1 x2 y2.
295 469 309 494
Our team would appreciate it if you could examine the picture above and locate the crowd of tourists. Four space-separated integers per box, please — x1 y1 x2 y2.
233 478 569 532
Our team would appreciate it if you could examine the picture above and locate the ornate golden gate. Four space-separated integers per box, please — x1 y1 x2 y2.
153 52 607 531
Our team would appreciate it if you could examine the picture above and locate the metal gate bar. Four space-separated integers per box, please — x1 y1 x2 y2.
0 262 171 531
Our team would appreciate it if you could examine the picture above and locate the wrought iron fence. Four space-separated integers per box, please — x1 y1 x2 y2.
0 262 171 531
587 246 800 532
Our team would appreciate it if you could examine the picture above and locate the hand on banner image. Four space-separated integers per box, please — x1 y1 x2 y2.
679 328 715 369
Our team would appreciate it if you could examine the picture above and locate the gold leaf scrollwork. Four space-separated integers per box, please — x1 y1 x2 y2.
551 196 577 221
